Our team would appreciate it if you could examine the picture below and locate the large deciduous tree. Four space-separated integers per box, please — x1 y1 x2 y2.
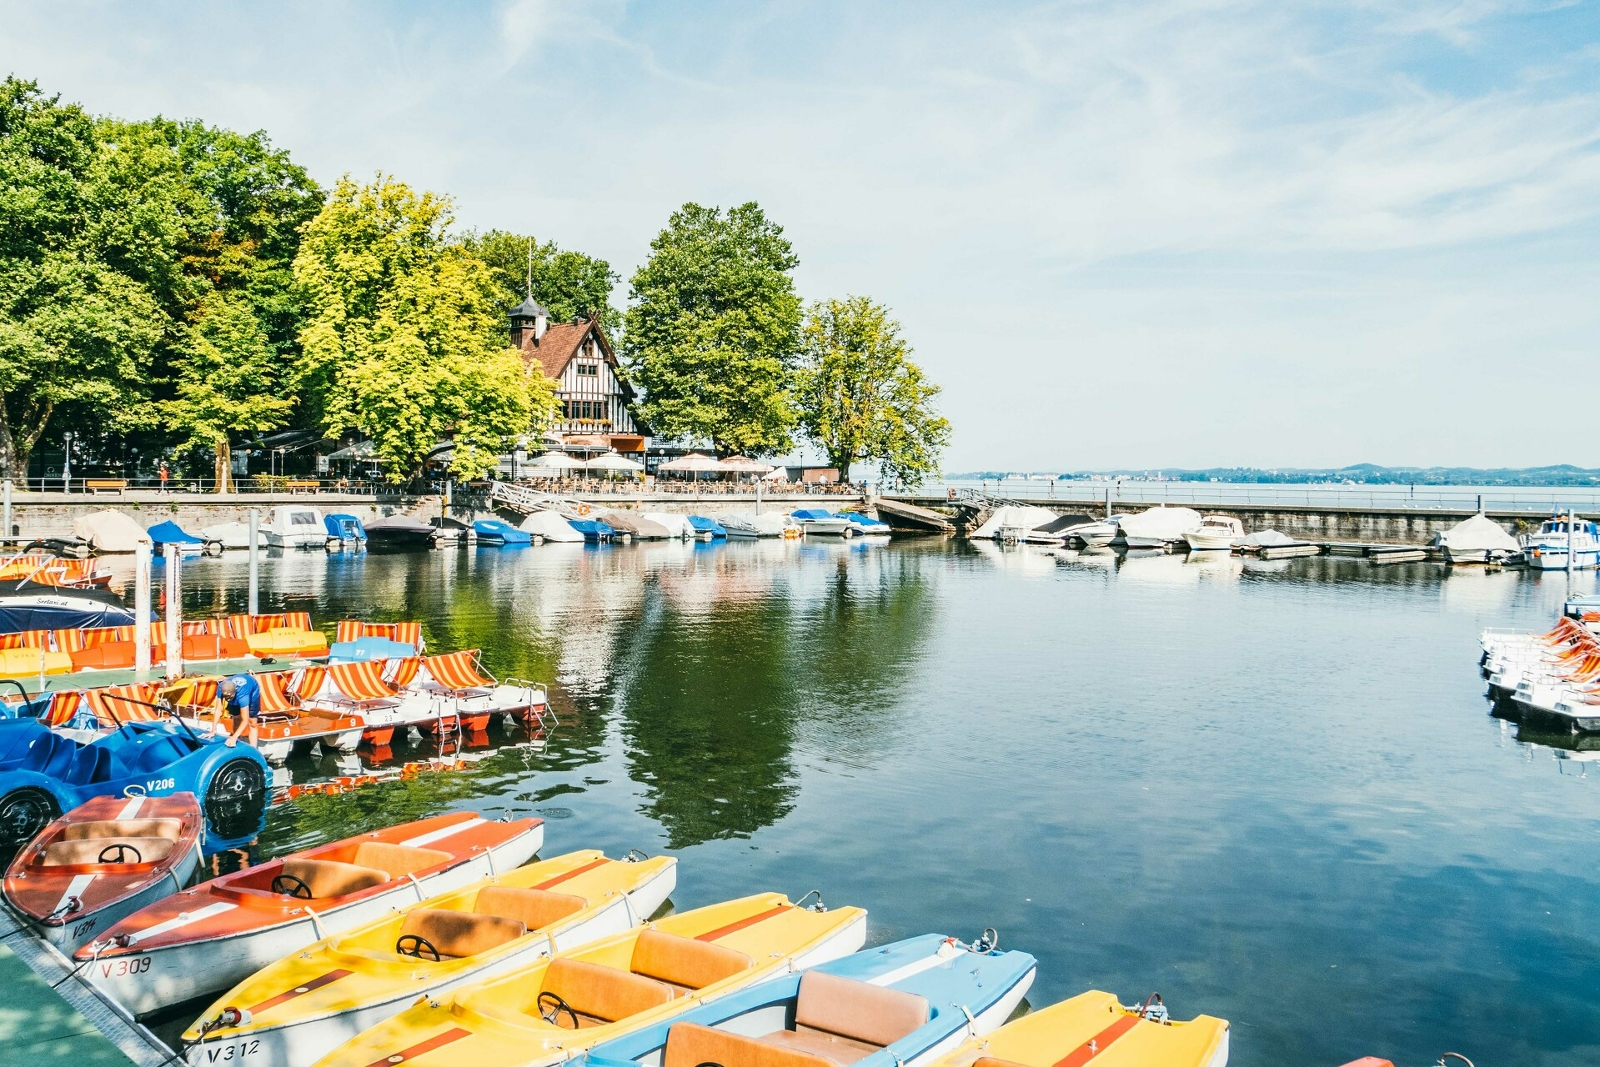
0 78 165 479
796 296 950 487
456 229 617 325
623 203 800 456
293 175 557 482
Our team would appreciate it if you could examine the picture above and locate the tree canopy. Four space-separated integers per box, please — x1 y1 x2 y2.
293 175 558 482
797 296 950 487
622 202 801 456
456 229 617 325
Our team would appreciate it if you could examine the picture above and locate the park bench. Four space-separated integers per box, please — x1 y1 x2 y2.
85 479 128 495
286 479 321 493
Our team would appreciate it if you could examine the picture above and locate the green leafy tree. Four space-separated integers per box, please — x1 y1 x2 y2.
796 296 951 487
456 229 617 324
623 202 800 456
0 78 167 480
294 175 558 482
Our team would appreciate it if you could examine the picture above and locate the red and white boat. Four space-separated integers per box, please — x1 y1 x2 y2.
76 810 544 1017
4 792 203 951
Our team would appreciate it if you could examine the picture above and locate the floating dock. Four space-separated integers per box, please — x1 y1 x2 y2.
0 903 173 1066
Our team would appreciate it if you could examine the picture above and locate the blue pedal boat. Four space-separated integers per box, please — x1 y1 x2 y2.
583 932 1036 1067
473 519 532 546
0 716 269 851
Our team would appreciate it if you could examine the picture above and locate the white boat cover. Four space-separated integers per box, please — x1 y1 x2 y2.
1236 528 1298 547
1435 514 1519 553
199 521 266 549
518 510 584 542
751 512 796 536
969 505 1060 540
1117 506 1203 543
641 513 694 539
71 509 148 553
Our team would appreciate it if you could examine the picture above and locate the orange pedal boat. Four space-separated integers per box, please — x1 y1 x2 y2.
77 810 544 1017
4 792 203 951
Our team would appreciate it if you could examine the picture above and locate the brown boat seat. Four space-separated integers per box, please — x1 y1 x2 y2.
759 972 930 1065
474 886 587 931
60 818 184 842
666 1023 832 1067
351 841 452 878
397 908 526 960
43 836 176 866
538 957 675 1028
630 928 754 994
279 858 389 898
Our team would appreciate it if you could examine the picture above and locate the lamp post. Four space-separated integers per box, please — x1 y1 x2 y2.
62 431 72 492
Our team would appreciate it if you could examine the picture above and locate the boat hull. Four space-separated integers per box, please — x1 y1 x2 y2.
1184 532 1237 551
83 819 544 1016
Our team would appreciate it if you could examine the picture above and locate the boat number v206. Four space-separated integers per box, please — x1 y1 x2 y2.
145 777 176 793
202 1040 260 1063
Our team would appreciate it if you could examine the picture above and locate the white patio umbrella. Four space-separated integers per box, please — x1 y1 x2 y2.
584 452 645 475
719 455 775 474
657 452 723 472
525 452 585 470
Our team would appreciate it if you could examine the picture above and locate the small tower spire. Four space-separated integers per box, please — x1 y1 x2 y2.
526 238 533 300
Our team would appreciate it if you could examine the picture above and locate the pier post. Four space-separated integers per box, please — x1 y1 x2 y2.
134 540 152 673
1105 487 1111 520
247 509 260 616
2 479 10 539
164 543 182 681
1568 508 1576 577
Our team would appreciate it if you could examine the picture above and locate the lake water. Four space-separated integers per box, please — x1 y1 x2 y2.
153 540 1600 1066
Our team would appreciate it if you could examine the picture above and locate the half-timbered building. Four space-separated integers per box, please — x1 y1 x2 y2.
510 297 647 455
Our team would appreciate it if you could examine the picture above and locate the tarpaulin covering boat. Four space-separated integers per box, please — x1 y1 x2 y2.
147 520 206 548
1434 514 1520 564
519 511 584 543
968 506 1058 541
71 510 148 553
1116 506 1204 548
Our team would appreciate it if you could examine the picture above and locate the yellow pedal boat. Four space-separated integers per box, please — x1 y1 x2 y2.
182 850 678 1067
928 991 1229 1067
312 891 868 1067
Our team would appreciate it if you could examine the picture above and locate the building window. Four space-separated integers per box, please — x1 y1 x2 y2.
564 400 609 422
576 363 598 377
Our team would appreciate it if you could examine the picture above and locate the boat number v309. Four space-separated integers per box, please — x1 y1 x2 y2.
204 1040 260 1062
98 957 151 977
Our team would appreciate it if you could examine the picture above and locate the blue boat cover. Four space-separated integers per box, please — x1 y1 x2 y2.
568 519 617 541
790 508 838 520
328 636 417 662
325 513 368 539
686 515 726 536
473 519 532 544
147 520 204 545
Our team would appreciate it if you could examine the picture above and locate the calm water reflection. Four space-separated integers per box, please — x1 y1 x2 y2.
143 540 1600 1066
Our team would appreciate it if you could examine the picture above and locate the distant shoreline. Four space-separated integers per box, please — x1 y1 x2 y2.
946 464 1600 488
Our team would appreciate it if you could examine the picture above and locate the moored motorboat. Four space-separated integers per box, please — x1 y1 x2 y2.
792 509 852 537
1434 514 1519 565
474 519 532 546
924 988 1229 1067
721 515 759 539
1064 520 1118 548
1521 516 1600 570
364 514 436 551
200 521 266 550
1184 515 1244 551
77 811 545 1016
841 511 893 537
1117 507 1204 549
583 931 1037 1067
687 515 726 541
182 850 679 1067
265 505 330 549
4 792 203 950
311 891 868 1067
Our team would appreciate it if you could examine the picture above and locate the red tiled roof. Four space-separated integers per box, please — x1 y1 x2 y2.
520 321 591 380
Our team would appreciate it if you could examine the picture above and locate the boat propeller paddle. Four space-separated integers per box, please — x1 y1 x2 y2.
795 889 827 912
625 848 650 862
1135 992 1170 1024
971 928 999 953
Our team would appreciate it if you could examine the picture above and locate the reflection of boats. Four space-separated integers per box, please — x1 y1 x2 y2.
1183 515 1243 551
80 811 546 1016
265 505 329 549
4 792 203 950
585 932 1039 1067
1522 517 1600 570
315 892 869 1067
185 850 680 1066
925 989 1229 1067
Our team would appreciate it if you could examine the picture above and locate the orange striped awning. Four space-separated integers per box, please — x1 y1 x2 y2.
83 682 164 725
335 620 423 651
423 650 492 691
327 660 395 702
40 690 82 727
386 657 422 689
257 671 300 714
291 665 329 702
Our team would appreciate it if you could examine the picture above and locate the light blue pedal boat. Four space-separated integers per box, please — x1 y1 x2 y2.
582 931 1036 1067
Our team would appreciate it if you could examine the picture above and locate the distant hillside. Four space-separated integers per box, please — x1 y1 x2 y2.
947 465 1600 486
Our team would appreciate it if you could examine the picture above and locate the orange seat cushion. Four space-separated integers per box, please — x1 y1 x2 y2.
279 858 389 898
60 818 184 842
667 1024 833 1067
540 957 675 1027
475 886 588 931
398 908 526 960
350 841 451 878
629 928 753 993
43 837 176 866
793 970 929 1048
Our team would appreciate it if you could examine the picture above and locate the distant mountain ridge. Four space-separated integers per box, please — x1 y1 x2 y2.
947 464 1600 486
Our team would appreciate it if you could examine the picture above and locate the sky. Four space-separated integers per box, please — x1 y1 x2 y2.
5 1 1600 472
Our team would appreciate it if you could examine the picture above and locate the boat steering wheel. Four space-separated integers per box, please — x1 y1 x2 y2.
395 934 441 961
98 843 142 864
271 873 313 899
537 991 579 1029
